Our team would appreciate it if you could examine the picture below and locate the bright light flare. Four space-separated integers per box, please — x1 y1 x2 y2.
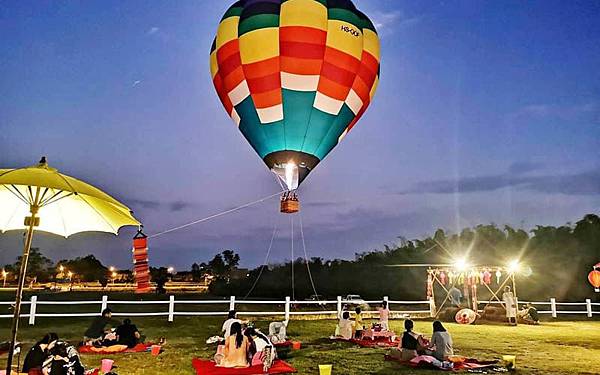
284 161 298 191
454 258 469 271
507 259 521 273
167 267 175 273
109 266 115 272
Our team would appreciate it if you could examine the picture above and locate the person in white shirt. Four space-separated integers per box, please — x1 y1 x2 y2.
336 311 353 340
502 286 517 326
222 310 242 338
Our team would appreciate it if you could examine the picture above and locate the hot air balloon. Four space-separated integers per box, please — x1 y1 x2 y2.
210 0 380 212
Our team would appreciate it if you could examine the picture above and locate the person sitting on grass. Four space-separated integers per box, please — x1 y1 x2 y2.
519 303 540 325
23 332 58 374
42 341 85 375
428 321 454 361
244 327 275 369
83 308 119 345
353 307 364 339
336 311 353 340
218 322 250 368
378 301 390 331
222 310 245 339
391 319 428 361
116 318 143 348
268 320 288 344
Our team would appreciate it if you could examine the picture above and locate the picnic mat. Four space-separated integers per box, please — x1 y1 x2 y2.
385 354 500 371
351 337 400 348
192 359 297 374
330 337 399 348
78 342 153 354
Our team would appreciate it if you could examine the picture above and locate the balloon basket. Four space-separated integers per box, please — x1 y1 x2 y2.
280 194 299 214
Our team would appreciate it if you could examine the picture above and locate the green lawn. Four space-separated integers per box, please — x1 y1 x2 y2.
1 316 599 374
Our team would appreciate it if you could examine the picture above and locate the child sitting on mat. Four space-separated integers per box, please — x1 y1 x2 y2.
353 307 364 339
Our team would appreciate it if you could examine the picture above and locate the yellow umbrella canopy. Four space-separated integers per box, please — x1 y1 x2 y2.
0 157 140 373
0 157 140 236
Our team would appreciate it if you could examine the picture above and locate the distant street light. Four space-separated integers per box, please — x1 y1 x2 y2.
167 267 175 274
109 266 115 272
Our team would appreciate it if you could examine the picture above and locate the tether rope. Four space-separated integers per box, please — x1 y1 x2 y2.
290 215 295 301
243 218 279 299
148 191 283 238
299 212 319 300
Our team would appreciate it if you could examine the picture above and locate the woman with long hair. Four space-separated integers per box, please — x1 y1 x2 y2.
22 332 58 374
218 322 250 368
428 320 454 360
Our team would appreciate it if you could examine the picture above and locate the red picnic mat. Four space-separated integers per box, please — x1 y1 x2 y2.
351 337 400 348
78 342 153 354
330 337 399 348
192 359 297 375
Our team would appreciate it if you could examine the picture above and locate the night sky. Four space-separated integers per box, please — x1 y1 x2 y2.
1 0 599 271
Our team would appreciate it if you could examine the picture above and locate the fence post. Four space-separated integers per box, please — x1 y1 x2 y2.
29 295 37 325
550 298 557 318
285 296 291 321
101 295 108 313
168 295 175 322
429 297 436 318
337 296 342 317
229 296 236 311
586 299 592 318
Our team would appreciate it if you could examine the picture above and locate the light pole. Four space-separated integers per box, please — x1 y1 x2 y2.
2 270 7 287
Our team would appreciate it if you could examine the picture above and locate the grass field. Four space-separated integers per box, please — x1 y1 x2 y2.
1 316 599 374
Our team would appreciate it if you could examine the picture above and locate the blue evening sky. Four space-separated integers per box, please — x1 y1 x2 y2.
1 0 599 270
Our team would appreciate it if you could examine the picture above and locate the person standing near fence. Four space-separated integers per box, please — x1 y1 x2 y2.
502 286 517 326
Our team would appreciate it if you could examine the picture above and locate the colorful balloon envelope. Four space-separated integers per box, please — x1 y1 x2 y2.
210 0 380 190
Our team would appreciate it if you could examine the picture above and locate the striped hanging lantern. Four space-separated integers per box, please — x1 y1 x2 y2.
132 229 151 293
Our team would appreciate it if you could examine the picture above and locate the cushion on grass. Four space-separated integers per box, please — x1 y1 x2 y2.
78 342 153 354
192 358 297 374
273 340 293 348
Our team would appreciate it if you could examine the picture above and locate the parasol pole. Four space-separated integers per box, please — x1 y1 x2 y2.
6 190 40 374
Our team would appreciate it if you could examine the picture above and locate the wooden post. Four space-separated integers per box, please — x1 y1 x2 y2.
285 296 291 321
101 295 108 313
28 296 37 325
168 295 175 322
337 296 342 317
229 296 236 311
586 299 592 318
429 297 436 318
550 298 557 318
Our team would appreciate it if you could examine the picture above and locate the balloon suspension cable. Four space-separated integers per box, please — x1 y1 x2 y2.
299 211 319 300
148 190 283 239
243 218 279 299
291 215 295 301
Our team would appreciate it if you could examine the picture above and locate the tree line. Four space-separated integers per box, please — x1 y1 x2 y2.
208 214 600 302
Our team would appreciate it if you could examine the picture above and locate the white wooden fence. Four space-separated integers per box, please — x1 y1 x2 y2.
0 296 597 326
